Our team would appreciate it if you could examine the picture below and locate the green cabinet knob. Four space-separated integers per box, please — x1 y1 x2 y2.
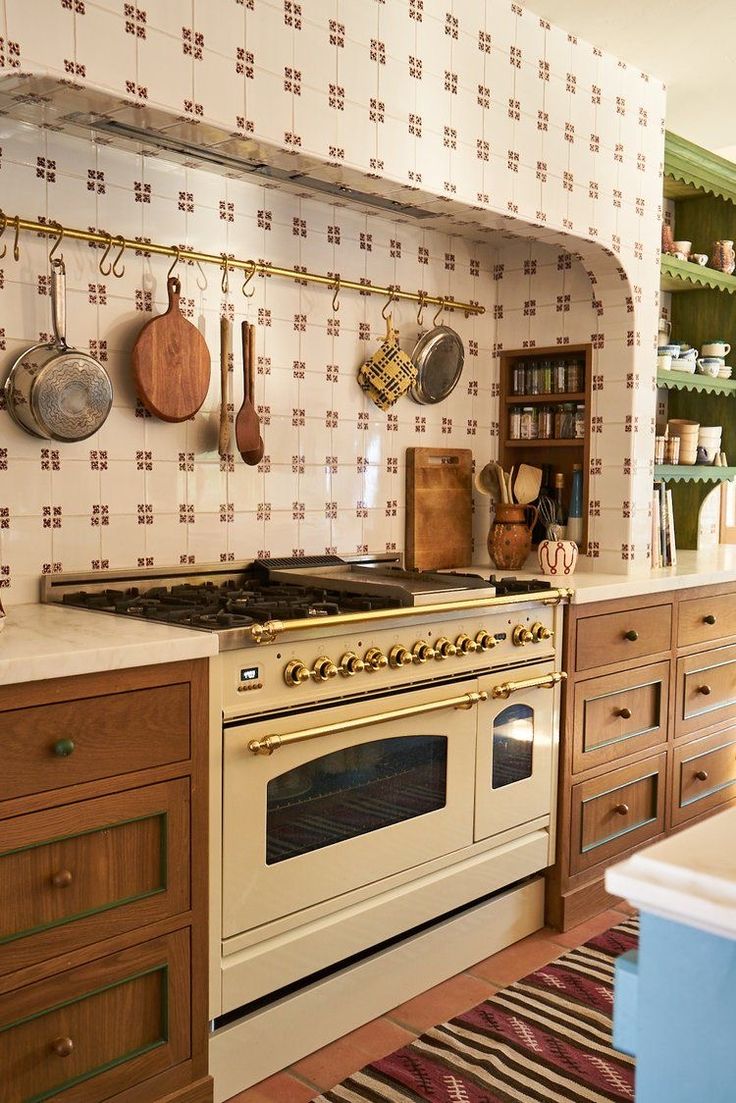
53 738 75 758
623 629 639 642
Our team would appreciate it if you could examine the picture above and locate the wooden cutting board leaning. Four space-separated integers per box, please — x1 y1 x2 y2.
405 447 473 570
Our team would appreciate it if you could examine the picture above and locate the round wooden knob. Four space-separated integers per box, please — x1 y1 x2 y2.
699 684 712 696
616 707 632 720
614 803 629 815
694 769 709 781
51 869 73 888
623 629 639 642
51 1036 74 1058
703 614 717 625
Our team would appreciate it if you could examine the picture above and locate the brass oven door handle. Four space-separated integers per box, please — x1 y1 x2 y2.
490 670 567 700
247 690 489 755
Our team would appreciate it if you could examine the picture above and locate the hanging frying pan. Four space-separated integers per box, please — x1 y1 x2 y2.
409 324 465 404
4 258 113 441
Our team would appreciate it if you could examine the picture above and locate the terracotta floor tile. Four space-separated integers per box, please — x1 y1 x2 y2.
613 900 638 916
388 972 497 1033
549 908 628 948
289 1017 415 1091
224 1071 317 1103
466 930 563 987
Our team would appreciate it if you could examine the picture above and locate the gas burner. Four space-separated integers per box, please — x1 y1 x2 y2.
489 575 553 595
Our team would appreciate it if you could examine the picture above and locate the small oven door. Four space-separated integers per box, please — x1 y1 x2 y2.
474 661 561 842
222 682 482 937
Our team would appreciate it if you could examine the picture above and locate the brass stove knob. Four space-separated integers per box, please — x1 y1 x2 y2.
364 647 388 672
530 621 553 642
434 637 457 659
313 656 338 681
339 651 365 677
389 645 413 668
412 640 436 663
512 624 534 646
284 660 311 687
475 630 497 652
455 634 479 655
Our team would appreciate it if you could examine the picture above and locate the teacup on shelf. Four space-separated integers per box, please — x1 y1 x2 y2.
677 348 698 372
689 253 709 266
657 352 672 372
702 341 731 358
697 357 725 377
673 240 692 256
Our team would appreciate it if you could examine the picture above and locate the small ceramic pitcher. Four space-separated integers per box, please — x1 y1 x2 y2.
711 240 736 274
487 503 539 570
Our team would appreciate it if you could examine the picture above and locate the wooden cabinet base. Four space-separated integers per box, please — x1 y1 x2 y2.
545 873 627 932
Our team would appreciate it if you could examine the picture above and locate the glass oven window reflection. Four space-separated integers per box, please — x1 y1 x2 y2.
492 704 534 789
266 735 448 864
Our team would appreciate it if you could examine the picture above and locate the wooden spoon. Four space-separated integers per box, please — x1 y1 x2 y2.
513 463 543 504
218 315 231 457
473 462 498 500
239 322 264 466
235 321 262 462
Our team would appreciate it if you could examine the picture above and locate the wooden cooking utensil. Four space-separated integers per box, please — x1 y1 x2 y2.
218 315 231 457
513 463 543 505
236 321 263 464
132 276 210 422
473 462 499 501
241 324 264 466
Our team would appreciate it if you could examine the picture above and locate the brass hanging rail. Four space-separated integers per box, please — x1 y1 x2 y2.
0 212 485 317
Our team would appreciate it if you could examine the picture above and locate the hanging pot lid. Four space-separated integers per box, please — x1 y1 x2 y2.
409 324 464 404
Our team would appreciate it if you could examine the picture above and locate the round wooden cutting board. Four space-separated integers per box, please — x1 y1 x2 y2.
132 276 211 422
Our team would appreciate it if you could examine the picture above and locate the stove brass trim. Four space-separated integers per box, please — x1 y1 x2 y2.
246 690 489 755
490 670 567 700
248 588 573 643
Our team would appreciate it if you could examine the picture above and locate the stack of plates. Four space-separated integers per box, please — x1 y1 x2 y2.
718 365 732 378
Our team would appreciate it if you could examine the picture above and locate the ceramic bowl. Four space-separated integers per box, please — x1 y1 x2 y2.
659 344 680 358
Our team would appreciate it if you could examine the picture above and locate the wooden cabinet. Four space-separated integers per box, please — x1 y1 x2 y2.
547 583 736 930
0 661 212 1103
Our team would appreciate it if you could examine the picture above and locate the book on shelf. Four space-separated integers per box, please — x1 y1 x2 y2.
652 481 677 567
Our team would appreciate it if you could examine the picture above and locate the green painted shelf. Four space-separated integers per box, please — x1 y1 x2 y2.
657 370 736 396
654 465 736 483
660 257 736 294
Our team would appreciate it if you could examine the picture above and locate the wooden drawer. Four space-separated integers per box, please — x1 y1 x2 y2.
0 780 190 975
572 661 669 774
678 591 736 649
575 604 672 672
0 929 190 1103
0 683 191 801
676 643 736 739
570 752 666 875
671 728 736 828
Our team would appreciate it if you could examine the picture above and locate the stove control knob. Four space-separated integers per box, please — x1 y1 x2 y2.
389 645 413 668
364 647 388 672
284 660 311 687
455 634 479 655
434 637 457 660
475 630 497 652
412 640 436 663
313 656 338 681
531 621 553 643
339 651 365 677
512 625 534 646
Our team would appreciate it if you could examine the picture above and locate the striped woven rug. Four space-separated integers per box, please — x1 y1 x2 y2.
315 915 637 1103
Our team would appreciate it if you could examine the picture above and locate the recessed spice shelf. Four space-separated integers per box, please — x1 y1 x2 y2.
654 465 736 483
505 439 584 449
661 257 736 294
657 371 736 396
504 393 586 405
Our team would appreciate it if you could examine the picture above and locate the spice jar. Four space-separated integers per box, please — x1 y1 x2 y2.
540 359 553 394
520 406 538 439
566 359 583 393
528 365 541 395
538 405 554 439
553 360 567 393
555 403 575 439
574 404 586 439
512 365 525 395
509 406 522 439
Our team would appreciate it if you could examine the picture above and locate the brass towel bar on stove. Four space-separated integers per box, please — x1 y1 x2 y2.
491 670 567 700
0 211 485 317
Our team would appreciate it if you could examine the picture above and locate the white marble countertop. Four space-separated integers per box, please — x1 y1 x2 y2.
455 546 736 604
0 603 218 687
606 807 736 940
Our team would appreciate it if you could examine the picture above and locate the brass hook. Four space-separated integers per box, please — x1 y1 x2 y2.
242 259 256 298
432 296 446 326
111 235 126 278
12 216 20 262
381 290 397 320
0 211 7 260
48 221 64 265
99 232 113 276
167 246 182 280
417 292 427 327
221 253 230 295
195 259 208 291
331 274 341 313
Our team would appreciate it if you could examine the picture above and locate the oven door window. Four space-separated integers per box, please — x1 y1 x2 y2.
266 735 447 864
492 703 534 789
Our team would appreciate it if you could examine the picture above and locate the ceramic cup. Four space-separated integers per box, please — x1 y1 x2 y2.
702 341 731 358
673 240 692 255
689 253 708 266
657 352 672 372
697 357 724 377
538 539 578 576
659 343 680 358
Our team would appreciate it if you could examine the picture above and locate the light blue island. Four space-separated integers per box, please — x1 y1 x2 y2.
606 807 736 1103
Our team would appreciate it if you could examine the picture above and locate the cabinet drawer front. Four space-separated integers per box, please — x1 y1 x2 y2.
570 752 666 875
0 780 189 973
572 662 669 774
1 683 191 801
677 645 736 737
0 929 190 1103
575 605 672 672
678 592 736 649
672 730 736 827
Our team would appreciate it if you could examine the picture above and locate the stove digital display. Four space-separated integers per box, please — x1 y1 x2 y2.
240 666 260 683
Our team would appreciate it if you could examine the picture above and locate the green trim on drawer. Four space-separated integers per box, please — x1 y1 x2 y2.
4 964 169 1103
0 810 167 945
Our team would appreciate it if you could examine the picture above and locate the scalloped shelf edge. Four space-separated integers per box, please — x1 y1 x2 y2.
654 465 736 483
656 370 736 396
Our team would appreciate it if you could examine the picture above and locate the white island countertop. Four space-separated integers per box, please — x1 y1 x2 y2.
455 546 736 604
606 807 736 941
0 603 218 687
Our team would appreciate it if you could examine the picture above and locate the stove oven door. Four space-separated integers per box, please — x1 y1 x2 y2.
221 681 481 938
474 660 561 841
